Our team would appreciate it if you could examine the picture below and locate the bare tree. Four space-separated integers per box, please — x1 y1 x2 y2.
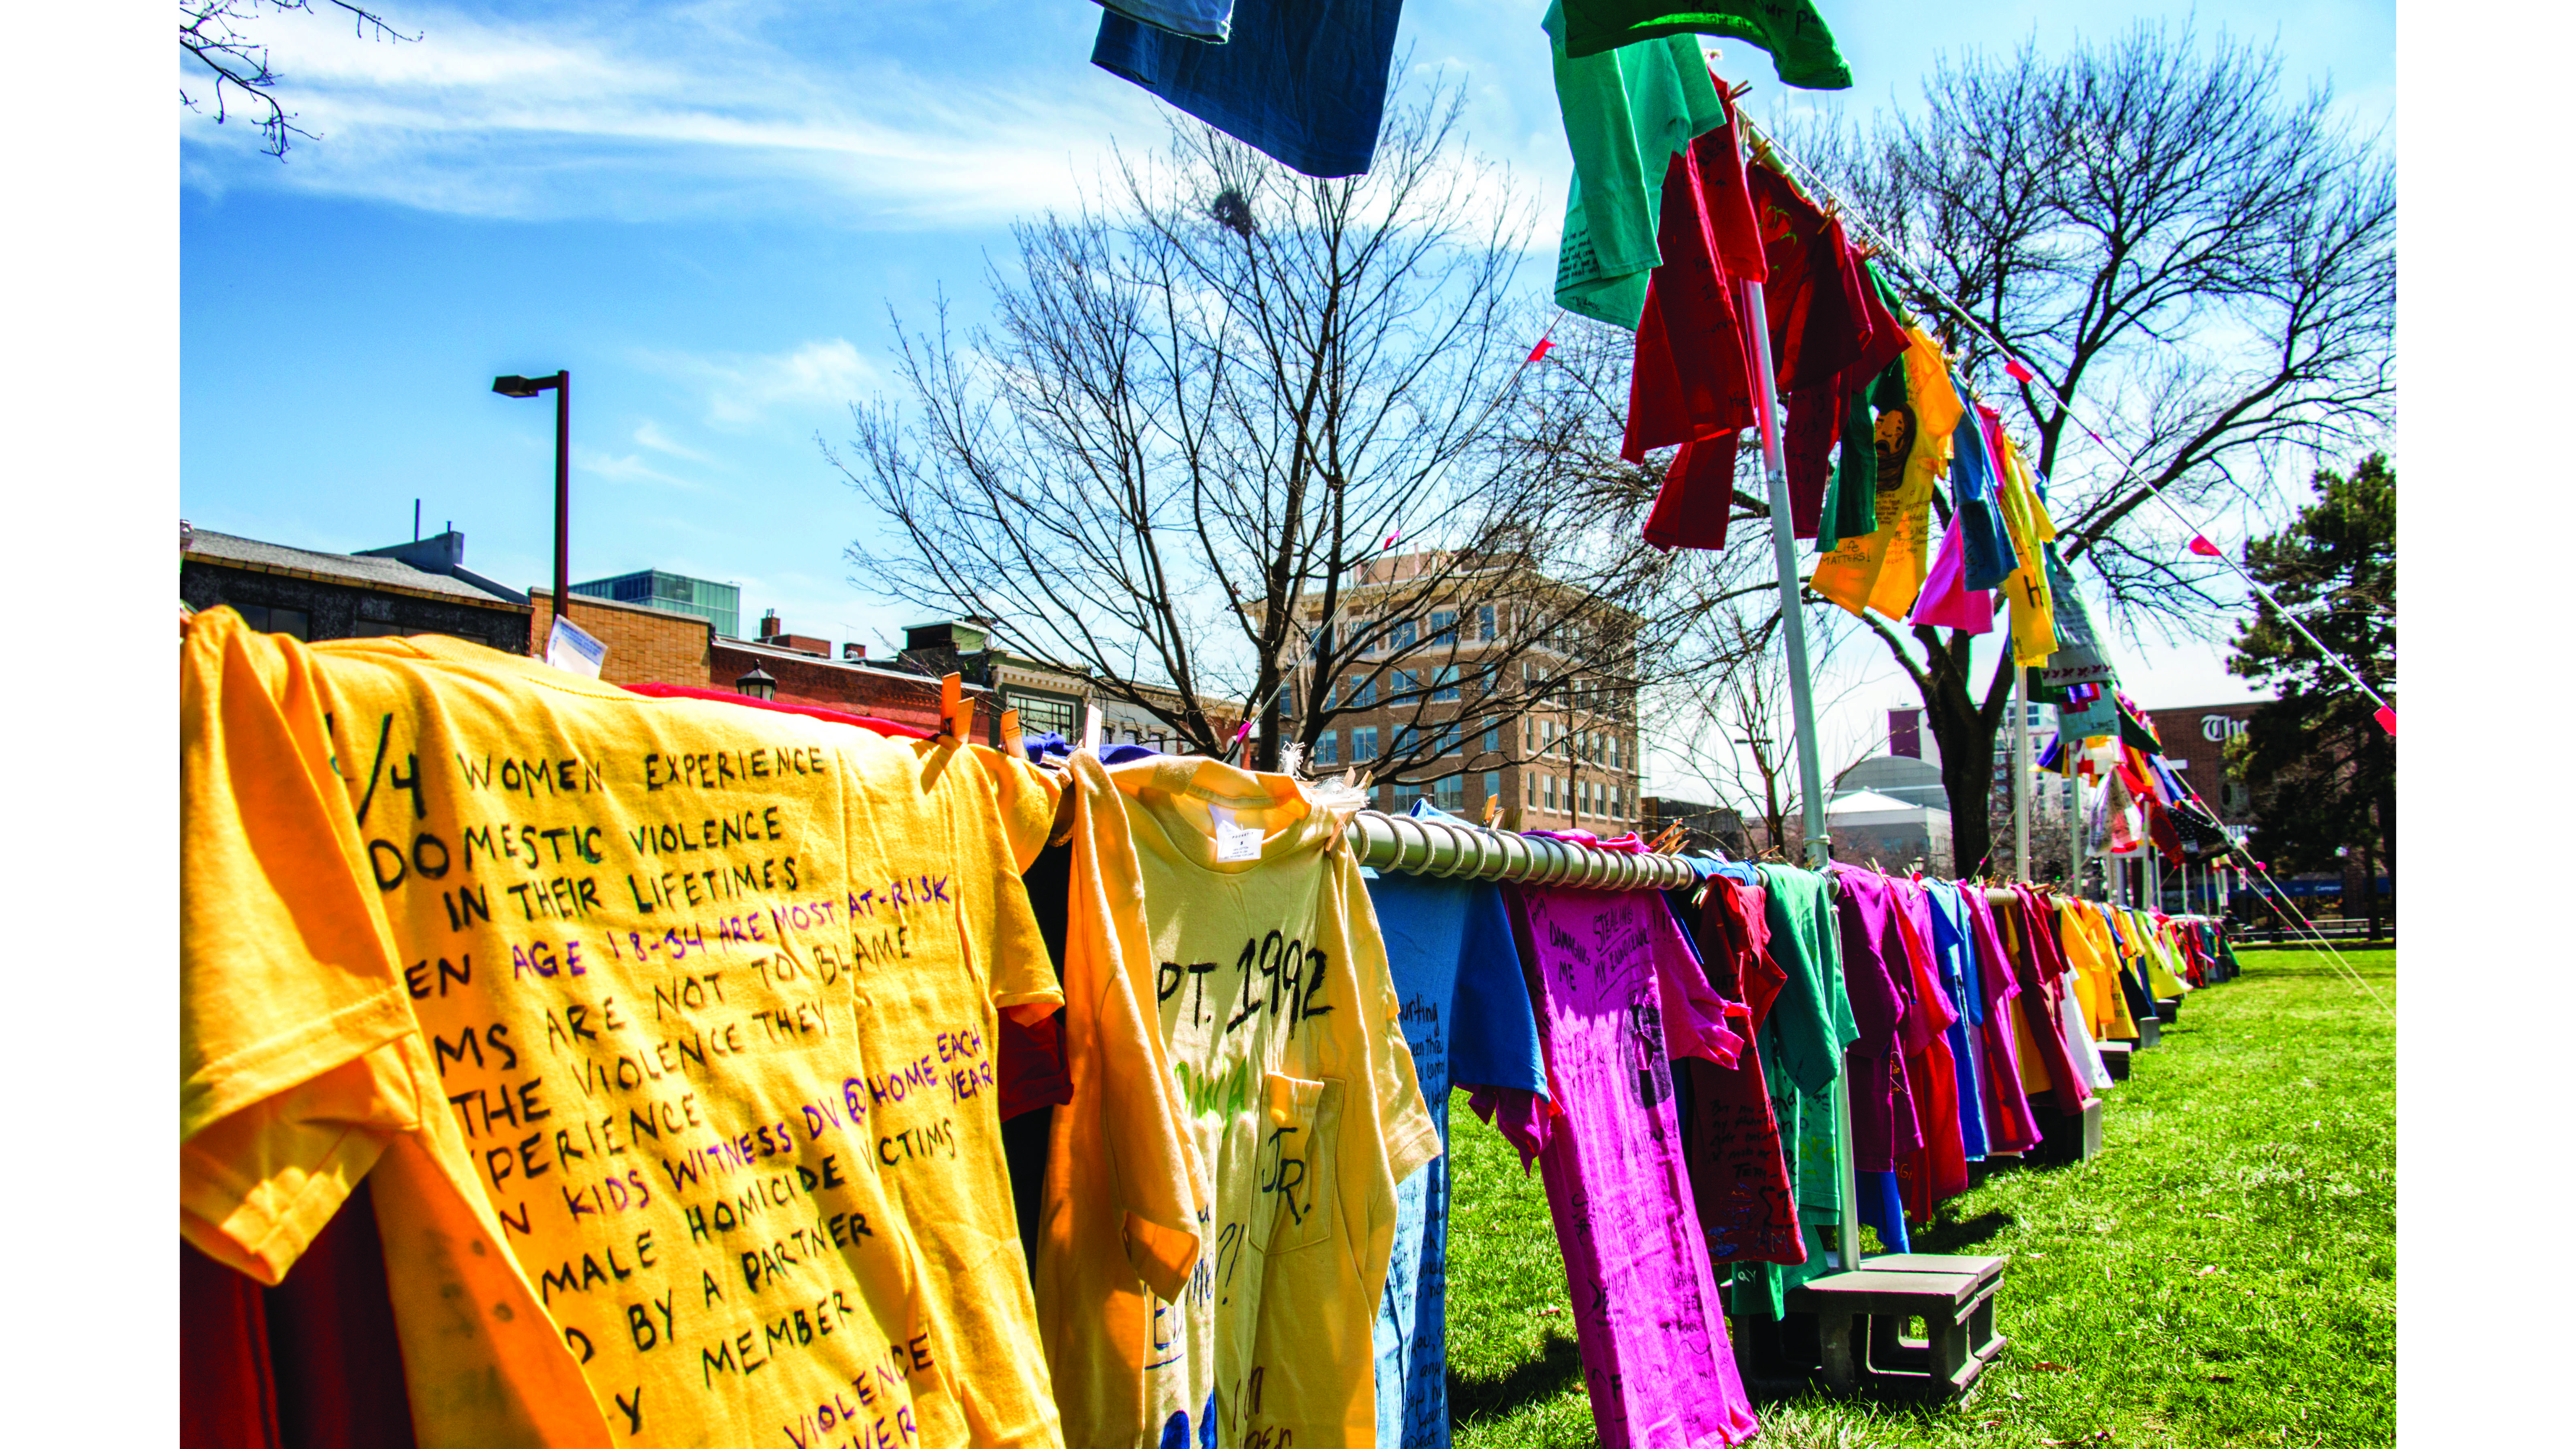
1648 607 1877 860
837 87 1735 780
1752 22 2394 876
182 0 416 158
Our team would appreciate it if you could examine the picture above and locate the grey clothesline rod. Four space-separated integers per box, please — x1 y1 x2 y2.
1343 810 1704 891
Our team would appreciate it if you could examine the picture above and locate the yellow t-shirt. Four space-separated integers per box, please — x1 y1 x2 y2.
1810 326 1963 621
1041 756 1439 1449
180 612 1068 1449
2054 900 2137 1042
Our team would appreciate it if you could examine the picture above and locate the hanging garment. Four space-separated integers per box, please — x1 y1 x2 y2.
1990 422 2062 664
1634 77 1770 550
1732 865 1859 1319
1827 867 1920 1175
1093 0 1405 179
1051 754 1439 1449
180 611 1070 1449
1909 511 1996 632
2055 899 2139 1044
1997 888 2098 1112
1813 268 1913 553
1743 166 1907 536
1956 885 2043 1154
1507 882 1761 1449
1678 874 1803 1266
1887 879 1969 1224
1554 0 1853 87
1809 325 1965 619
1545 4 1730 327
1367 854 1551 1449
1919 884 1989 1161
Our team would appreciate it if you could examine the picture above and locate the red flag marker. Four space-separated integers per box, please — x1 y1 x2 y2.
2373 706 2395 737
2004 356 2034 383
1526 337 1555 363
2188 535 2223 558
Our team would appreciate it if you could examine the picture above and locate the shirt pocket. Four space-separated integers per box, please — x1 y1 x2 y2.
1258 1072 1344 1255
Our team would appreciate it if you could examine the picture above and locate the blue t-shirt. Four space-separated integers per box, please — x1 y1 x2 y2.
1092 0 1405 179
1365 843 1548 1449
1924 885 1990 1161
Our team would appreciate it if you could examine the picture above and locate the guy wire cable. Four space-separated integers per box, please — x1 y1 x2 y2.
1733 107 2394 722
2217 842 2393 1016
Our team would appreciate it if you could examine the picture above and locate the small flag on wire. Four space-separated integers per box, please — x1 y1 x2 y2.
2188 535 2224 558
1384 529 1403 551
2373 706 2395 737
2003 356 2035 383
1527 336 1555 364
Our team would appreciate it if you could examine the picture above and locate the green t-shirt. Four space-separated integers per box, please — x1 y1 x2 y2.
1735 864 1860 1319
1544 2 1728 328
1556 0 1854 90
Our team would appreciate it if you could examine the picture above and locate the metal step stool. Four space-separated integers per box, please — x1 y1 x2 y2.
2132 1013 2162 1049
2154 996 2183 1024
2096 1041 2133 1080
1781 1253 2008 1398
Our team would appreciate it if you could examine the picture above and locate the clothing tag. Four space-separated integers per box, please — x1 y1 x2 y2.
1214 810 1264 863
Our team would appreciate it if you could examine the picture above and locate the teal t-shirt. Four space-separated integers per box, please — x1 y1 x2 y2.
1544 2 1728 328
1734 863 1860 1318
1556 1 1855 89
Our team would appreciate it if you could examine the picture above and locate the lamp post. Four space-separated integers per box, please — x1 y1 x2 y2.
493 370 570 624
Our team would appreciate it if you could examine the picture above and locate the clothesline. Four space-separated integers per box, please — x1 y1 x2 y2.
1730 108 2395 727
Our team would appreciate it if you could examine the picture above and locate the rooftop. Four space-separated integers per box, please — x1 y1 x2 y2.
183 526 528 608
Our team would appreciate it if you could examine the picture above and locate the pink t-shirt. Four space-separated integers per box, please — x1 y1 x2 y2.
1508 884 1761 1449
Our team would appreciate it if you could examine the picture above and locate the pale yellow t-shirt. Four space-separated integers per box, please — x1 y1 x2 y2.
1041 756 1439 1449
180 612 1067 1449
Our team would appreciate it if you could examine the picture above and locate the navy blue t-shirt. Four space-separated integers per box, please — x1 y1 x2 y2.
1093 0 1406 179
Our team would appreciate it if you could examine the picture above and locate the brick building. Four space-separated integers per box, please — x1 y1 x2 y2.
526 590 714 688
1283 552 1642 831
2133 700 2263 823
181 524 529 652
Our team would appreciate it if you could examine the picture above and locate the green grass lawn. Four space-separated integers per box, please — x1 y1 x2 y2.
1443 946 2395 1449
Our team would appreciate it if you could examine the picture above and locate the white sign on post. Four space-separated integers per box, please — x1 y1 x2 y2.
546 615 606 679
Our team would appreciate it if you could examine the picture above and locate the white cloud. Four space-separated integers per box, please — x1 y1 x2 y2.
633 419 718 465
634 337 876 426
576 447 708 491
177 4 1160 226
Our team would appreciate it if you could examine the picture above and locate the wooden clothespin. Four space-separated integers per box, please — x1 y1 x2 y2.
1482 794 1503 827
1727 81 1753 101
938 673 973 745
999 707 1023 761
1081 701 1103 754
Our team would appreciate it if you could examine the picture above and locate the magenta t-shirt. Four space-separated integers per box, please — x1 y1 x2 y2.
1507 884 1762 1449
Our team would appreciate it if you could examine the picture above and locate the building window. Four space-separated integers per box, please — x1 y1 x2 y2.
1478 604 1497 641
1484 771 1501 809
1525 773 1535 805
1435 721 1461 755
1394 724 1418 755
230 603 311 640
1484 718 1501 754
1277 679 1297 717
1349 675 1375 708
1352 727 1379 762
1437 774 1465 812
1545 776 1558 811
1429 610 1456 645
1432 665 1459 702
1315 730 1340 765
1390 669 1418 700
1388 618 1417 652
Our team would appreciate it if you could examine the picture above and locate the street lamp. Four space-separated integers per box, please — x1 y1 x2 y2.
492 370 570 624
734 665 776 701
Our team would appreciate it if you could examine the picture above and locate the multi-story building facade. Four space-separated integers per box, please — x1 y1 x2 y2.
1282 552 1643 832
571 568 742 640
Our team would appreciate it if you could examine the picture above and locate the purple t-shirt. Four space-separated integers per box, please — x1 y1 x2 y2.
1508 884 1761 1449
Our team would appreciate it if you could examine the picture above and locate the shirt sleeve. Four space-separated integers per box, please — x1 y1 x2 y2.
1444 883 1549 1101
180 611 426 1283
971 743 1066 876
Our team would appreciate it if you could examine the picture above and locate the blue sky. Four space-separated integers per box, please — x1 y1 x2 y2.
179 0 2394 785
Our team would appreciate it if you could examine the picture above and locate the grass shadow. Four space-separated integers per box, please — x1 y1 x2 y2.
1448 1331 1583 1425
1907 1208 2016 1254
